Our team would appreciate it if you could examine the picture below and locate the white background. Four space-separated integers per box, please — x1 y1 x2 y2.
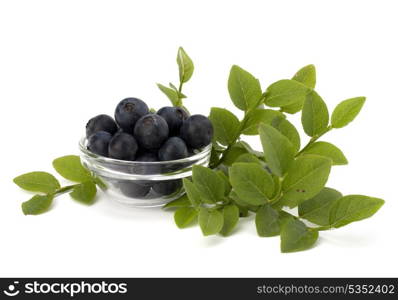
1 0 397 277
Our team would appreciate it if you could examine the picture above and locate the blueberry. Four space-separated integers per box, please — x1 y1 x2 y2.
87 131 112 157
133 114 169 150
114 98 149 133
158 137 188 161
180 115 213 149
108 132 138 160
131 152 159 175
86 114 118 138
157 106 188 135
152 179 182 196
119 180 151 198
136 152 158 162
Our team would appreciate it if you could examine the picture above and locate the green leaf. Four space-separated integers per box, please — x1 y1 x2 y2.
298 187 342 226
259 123 295 177
234 153 264 165
228 65 262 111
163 195 191 209
229 163 274 205
183 178 202 206
292 64 316 89
329 195 385 228
280 101 304 114
237 205 249 217
300 142 348 165
238 141 264 158
301 90 329 137
157 83 179 106
272 117 301 153
220 204 240 236
331 97 366 128
169 82 178 90
93 176 107 189
177 47 194 83
222 144 248 166
229 190 260 212
278 210 296 227
242 109 284 135
192 166 224 203
264 79 310 108
255 204 280 237
209 147 221 167
280 218 319 253
270 174 282 199
199 208 224 236
22 194 54 215
174 207 198 228
281 155 332 208
52 155 92 183
169 83 186 98
13 172 60 194
209 107 240 146
216 170 232 196
70 181 97 205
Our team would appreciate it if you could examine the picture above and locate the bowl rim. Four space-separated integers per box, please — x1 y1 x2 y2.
79 136 212 166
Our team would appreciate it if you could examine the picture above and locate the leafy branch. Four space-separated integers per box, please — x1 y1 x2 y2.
13 156 102 215
157 47 194 107
166 59 384 253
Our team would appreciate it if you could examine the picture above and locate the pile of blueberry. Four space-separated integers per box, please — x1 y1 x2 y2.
85 98 213 198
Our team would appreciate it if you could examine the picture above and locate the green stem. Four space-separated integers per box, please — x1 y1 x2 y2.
310 225 332 232
214 120 246 167
52 184 78 197
178 81 183 93
214 97 265 168
269 195 282 205
176 81 184 107
296 126 332 157
268 178 283 205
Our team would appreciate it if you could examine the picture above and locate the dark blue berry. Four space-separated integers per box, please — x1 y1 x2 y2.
108 132 138 160
158 137 188 161
180 114 213 149
157 106 188 135
136 152 158 162
133 114 169 150
152 179 182 196
87 131 112 157
119 180 151 198
114 98 149 133
86 114 117 138
131 152 159 175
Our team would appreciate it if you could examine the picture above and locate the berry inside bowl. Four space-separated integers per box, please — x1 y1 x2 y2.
79 137 211 207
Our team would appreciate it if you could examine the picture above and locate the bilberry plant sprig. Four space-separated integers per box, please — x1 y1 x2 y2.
165 52 384 253
13 155 103 215
157 47 194 107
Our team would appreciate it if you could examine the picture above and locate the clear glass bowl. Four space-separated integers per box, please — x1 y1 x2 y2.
78 137 211 207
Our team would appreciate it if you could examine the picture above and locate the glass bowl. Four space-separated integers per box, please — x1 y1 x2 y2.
78 137 211 207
